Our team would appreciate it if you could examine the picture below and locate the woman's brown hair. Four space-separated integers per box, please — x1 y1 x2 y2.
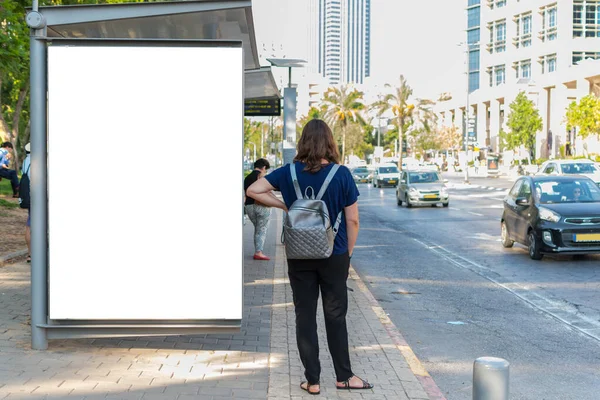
293 119 340 173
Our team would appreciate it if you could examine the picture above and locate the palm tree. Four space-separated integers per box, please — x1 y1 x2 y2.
373 75 415 170
321 85 366 163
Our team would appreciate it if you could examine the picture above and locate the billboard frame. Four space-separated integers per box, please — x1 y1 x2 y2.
30 37 244 349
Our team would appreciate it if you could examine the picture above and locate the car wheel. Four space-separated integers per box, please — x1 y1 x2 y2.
406 197 412 208
500 221 514 248
443 202 449 207
528 231 543 260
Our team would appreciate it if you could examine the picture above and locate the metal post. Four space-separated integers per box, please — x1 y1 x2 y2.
29 31 48 350
464 43 471 184
378 117 382 147
473 357 509 400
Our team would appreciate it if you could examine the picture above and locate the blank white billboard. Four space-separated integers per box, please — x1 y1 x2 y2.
47 44 243 320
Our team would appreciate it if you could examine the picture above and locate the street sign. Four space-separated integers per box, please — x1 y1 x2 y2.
244 98 281 116
468 131 476 143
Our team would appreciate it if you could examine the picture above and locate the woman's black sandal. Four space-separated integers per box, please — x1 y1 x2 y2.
300 381 320 395
336 376 374 390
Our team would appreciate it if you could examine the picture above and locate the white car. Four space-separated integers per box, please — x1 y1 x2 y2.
538 159 600 187
372 164 400 188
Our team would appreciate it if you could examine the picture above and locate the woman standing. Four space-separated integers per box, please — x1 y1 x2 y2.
244 158 272 260
246 119 372 394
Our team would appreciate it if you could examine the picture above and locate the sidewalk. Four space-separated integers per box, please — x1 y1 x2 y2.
0 211 443 399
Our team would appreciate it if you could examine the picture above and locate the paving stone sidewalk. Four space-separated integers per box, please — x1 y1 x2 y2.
0 211 441 399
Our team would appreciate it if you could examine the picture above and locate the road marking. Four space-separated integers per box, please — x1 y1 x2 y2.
449 207 460 210
468 211 484 216
413 238 600 343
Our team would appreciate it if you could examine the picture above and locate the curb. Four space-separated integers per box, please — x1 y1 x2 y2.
0 249 28 266
350 266 447 400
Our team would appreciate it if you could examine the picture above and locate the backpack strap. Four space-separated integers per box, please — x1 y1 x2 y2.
315 164 340 200
317 164 343 237
289 163 304 200
332 211 343 235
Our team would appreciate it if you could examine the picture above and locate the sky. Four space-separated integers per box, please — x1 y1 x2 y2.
252 0 467 101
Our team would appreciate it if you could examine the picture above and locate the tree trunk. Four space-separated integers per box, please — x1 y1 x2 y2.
397 116 403 171
341 124 347 164
10 85 29 170
0 78 11 143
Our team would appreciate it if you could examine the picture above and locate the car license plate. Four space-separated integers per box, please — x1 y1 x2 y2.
424 194 437 199
573 233 600 242
388 180 396 184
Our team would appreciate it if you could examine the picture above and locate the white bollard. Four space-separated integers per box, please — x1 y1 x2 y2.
473 357 510 400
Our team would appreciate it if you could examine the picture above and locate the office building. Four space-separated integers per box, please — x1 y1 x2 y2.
436 0 600 159
309 0 371 85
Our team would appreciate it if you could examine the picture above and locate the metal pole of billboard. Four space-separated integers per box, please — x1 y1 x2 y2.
27 12 49 350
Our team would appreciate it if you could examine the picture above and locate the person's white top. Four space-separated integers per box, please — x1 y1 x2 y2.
22 154 30 174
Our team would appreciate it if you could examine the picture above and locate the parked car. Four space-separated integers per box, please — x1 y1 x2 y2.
501 175 600 260
537 159 600 187
351 166 371 183
372 164 400 188
396 170 449 208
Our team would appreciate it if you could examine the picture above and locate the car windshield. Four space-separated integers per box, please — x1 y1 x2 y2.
408 172 440 183
378 166 399 174
353 167 368 173
561 163 598 174
534 179 600 204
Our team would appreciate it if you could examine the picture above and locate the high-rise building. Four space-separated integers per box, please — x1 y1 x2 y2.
436 0 600 159
309 0 371 85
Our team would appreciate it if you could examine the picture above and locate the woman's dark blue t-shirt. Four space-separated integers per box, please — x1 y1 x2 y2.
265 162 359 255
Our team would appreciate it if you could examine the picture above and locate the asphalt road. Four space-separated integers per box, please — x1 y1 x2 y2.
351 173 600 400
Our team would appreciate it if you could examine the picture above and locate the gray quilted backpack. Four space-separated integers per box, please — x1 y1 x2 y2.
283 163 343 259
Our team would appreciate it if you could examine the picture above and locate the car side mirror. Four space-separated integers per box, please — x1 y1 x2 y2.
516 197 530 206
443 179 449 183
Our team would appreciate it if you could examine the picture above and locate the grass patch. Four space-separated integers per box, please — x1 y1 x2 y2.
0 178 13 197
0 198 19 209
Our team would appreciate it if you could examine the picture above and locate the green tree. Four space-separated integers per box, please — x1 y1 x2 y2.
1 0 30 168
297 105 327 136
502 92 543 159
565 94 600 140
321 85 365 163
373 75 415 170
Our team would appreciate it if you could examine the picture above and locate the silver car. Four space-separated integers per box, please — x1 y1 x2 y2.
396 170 449 208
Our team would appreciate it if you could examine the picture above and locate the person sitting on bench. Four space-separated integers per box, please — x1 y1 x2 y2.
0 142 20 198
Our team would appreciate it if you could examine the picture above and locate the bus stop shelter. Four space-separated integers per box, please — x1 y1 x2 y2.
28 0 280 350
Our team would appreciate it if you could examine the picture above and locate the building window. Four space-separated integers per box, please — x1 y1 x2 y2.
468 28 481 44
469 72 480 92
488 19 506 53
573 1 600 38
468 6 481 28
513 59 532 79
539 54 557 73
487 65 506 86
540 3 558 41
572 51 600 64
487 0 506 9
469 50 481 71
514 12 533 47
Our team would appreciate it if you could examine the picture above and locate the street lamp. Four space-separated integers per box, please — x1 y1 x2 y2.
266 58 306 166
458 40 480 184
